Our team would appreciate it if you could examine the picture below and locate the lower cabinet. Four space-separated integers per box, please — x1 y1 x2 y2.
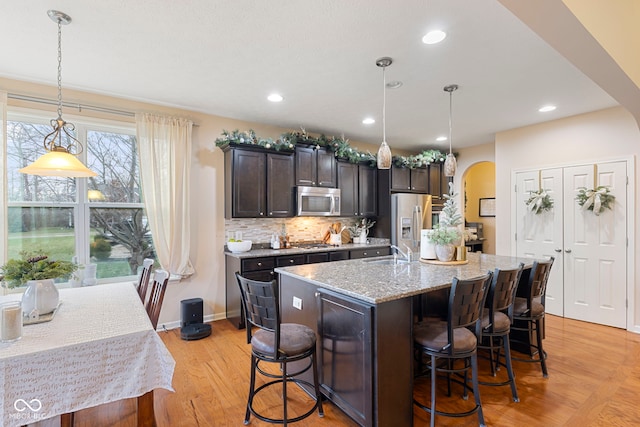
279 274 412 427
317 288 373 427
349 247 391 259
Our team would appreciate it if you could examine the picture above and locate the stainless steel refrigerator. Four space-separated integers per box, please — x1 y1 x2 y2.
391 193 433 253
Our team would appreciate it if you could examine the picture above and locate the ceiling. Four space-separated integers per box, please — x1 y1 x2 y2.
0 0 618 152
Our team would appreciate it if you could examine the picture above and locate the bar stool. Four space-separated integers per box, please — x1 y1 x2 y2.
413 272 492 427
235 273 324 426
477 264 524 402
510 257 554 378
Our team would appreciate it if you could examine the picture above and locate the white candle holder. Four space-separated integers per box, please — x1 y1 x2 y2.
1 301 23 342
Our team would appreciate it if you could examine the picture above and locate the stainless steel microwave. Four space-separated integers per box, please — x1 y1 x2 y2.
297 186 341 216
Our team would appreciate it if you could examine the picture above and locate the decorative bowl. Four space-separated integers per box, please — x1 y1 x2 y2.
227 240 252 253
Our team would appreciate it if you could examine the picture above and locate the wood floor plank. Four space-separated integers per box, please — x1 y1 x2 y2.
37 314 640 426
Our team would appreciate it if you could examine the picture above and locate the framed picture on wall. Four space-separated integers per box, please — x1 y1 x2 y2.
479 198 496 217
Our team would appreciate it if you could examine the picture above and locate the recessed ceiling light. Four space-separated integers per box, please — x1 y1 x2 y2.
267 93 283 102
538 105 556 112
362 117 375 125
436 136 447 142
422 30 446 45
386 81 403 89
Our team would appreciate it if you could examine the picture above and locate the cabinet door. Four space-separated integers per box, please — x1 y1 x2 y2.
337 162 358 216
390 166 411 191
429 162 450 198
306 252 330 264
411 167 429 193
358 165 377 216
316 148 337 187
318 288 373 427
232 149 266 217
266 153 295 217
295 146 317 186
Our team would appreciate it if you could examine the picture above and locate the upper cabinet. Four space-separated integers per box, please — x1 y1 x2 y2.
223 146 295 218
428 162 451 199
390 166 429 193
337 161 377 217
295 146 337 188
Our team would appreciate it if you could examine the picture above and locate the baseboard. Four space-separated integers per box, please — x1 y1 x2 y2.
157 313 226 332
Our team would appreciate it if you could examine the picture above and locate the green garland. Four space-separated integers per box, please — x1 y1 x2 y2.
525 189 554 214
576 186 615 216
215 128 448 167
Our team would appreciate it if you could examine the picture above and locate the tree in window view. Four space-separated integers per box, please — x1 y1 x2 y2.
6 119 155 279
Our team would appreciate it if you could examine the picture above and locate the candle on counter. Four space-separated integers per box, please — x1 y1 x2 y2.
1 301 23 342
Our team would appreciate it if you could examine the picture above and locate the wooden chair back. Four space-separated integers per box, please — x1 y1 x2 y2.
146 269 169 330
137 258 155 303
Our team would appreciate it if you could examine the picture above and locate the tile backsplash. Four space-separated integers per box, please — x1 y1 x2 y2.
225 217 363 243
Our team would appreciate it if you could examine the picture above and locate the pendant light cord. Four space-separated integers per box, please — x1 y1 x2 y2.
56 18 63 119
382 65 386 143
448 89 453 155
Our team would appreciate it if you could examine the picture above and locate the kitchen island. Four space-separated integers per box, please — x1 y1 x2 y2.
275 252 536 427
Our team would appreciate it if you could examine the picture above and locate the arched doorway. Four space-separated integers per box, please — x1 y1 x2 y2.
462 161 496 254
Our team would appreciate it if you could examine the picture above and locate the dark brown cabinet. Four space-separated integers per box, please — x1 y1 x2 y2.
390 166 429 193
428 162 450 198
295 146 336 188
337 161 377 217
349 247 391 259
223 146 295 218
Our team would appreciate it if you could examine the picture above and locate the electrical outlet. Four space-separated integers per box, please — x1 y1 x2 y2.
293 296 303 310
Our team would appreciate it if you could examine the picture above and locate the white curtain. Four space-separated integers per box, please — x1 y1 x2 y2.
136 113 194 278
0 91 7 264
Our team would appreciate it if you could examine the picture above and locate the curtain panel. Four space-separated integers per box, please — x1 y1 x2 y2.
0 91 7 263
135 113 194 278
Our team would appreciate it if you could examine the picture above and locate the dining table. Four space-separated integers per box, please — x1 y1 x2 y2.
0 281 175 427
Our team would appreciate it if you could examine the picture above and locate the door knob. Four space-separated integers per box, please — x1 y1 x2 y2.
565 249 572 253
554 248 562 253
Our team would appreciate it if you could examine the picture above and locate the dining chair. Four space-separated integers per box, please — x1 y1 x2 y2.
145 269 169 330
477 263 524 402
510 257 555 377
235 272 324 426
413 272 492 427
136 258 155 303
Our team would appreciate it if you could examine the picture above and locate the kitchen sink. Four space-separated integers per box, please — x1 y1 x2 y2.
364 257 411 265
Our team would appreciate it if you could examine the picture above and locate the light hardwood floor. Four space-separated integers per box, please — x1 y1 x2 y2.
54 315 640 426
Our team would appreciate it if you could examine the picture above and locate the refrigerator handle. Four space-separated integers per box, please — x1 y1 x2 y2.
412 206 422 246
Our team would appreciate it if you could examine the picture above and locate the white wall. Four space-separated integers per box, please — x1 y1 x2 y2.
493 106 639 332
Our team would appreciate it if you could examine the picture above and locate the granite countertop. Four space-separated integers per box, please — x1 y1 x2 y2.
224 241 391 259
275 252 537 305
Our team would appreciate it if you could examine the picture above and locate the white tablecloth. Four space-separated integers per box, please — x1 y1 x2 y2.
0 282 175 426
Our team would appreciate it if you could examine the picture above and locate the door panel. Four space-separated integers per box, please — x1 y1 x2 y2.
563 162 626 328
515 168 564 316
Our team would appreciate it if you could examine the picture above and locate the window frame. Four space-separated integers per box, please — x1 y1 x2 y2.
5 106 146 284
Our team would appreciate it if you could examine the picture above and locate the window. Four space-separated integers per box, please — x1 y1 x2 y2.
5 110 155 282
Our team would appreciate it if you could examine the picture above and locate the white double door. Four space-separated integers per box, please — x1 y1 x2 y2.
515 160 628 328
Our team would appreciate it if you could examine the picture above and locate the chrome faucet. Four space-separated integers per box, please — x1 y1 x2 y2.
390 244 413 262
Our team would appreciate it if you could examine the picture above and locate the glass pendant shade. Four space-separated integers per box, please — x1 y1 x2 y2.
19 147 97 177
377 140 392 169
444 153 457 177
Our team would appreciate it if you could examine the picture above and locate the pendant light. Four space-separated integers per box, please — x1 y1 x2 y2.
443 84 458 177
376 57 393 169
20 10 97 178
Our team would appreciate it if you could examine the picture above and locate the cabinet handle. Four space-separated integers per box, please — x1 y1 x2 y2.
269 212 273 215
289 259 294 263
565 249 572 253
312 181 316 185
319 181 323 185
363 252 368 256
257 262 262 266
314 292 320 298
554 248 562 253
260 212 264 216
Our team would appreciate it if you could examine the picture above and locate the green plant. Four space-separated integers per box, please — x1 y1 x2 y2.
427 226 461 246
0 250 77 288
90 235 112 260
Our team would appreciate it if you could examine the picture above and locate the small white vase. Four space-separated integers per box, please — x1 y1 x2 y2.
435 244 455 262
22 279 60 315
